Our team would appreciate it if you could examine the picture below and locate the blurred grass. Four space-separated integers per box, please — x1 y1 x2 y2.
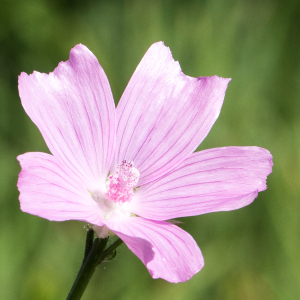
1 0 300 299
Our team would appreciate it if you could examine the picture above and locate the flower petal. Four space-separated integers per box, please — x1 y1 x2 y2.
115 41 230 185
131 147 273 220
18 44 116 186
17 152 103 225
105 217 203 283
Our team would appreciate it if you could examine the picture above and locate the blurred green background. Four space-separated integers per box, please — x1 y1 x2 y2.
1 0 299 299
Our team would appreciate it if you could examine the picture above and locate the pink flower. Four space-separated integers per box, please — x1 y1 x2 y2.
17 42 273 283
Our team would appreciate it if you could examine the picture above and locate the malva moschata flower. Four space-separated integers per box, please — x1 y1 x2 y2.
17 42 273 283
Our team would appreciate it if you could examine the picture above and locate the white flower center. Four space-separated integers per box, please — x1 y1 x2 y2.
89 160 139 234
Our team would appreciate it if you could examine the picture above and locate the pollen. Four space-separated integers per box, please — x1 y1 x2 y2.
105 160 140 204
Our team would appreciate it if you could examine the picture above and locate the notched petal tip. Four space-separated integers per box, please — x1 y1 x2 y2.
116 42 232 185
148 41 166 48
18 43 98 80
261 147 274 168
71 43 89 52
197 75 231 90
18 71 28 80
147 41 169 52
18 42 116 184
18 72 31 94
68 43 97 62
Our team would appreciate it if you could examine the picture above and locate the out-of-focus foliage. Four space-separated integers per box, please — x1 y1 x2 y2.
1 0 299 299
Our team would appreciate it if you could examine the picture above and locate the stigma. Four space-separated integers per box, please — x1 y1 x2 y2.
105 160 140 205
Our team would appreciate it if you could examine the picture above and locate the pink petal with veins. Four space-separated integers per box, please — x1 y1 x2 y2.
105 217 203 283
116 42 230 185
131 147 273 220
17 42 273 283
18 152 103 224
18 44 116 186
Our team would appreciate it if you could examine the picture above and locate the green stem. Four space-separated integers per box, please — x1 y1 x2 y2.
66 235 124 300
66 237 108 300
99 238 123 264
83 229 94 262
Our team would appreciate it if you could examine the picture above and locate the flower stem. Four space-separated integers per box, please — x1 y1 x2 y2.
83 228 94 261
66 237 108 300
99 238 123 264
66 231 124 300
